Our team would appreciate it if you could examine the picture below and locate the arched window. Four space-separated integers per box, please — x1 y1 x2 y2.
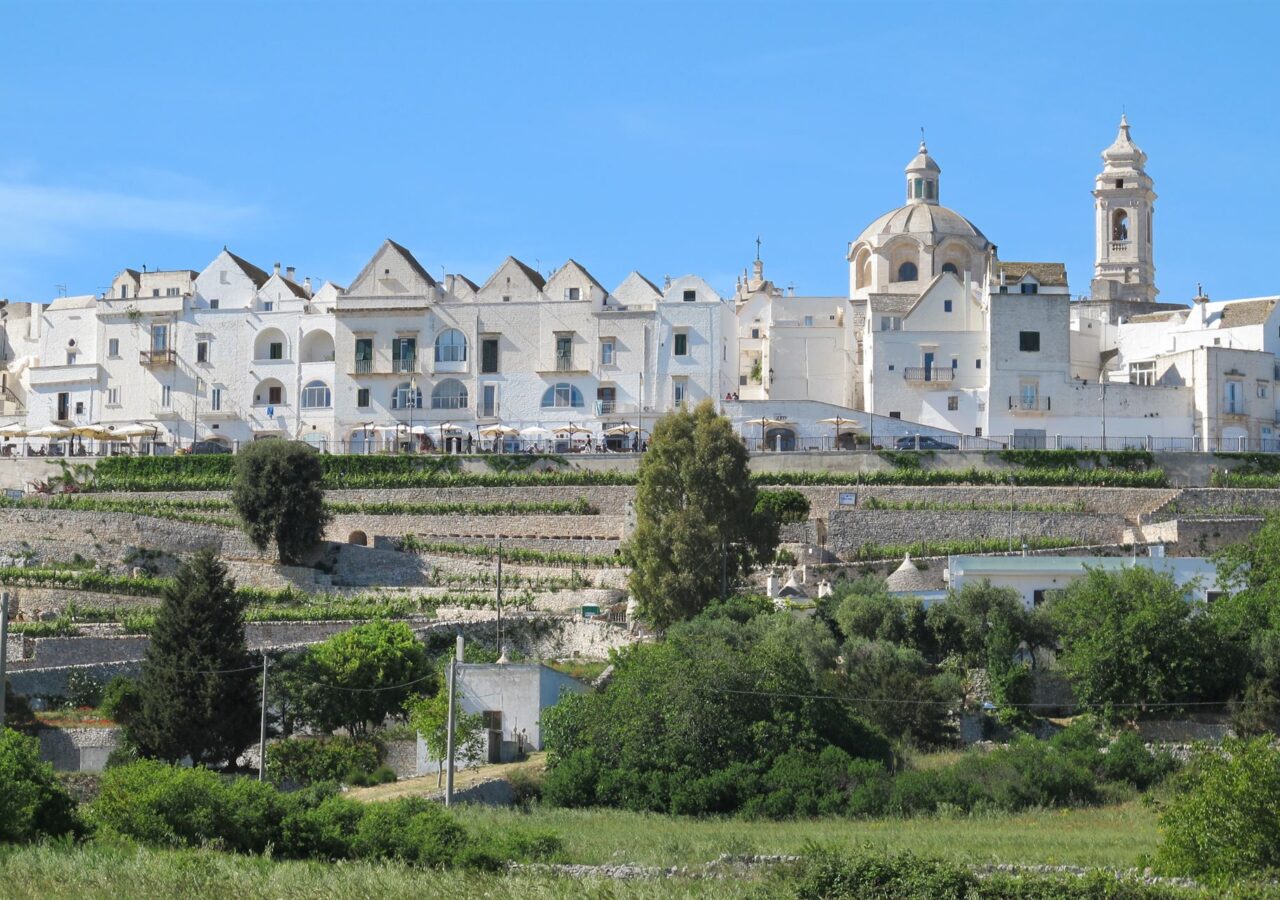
853 247 871 290
434 328 467 363
941 262 959 276
301 380 331 409
1112 209 1129 241
431 379 468 410
895 261 919 282
392 382 422 410
541 383 584 408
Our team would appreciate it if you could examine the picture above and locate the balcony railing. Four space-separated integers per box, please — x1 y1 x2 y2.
1109 240 1131 253
140 348 176 367
354 359 373 374
393 355 417 373
1009 395 1051 411
555 356 575 372
903 367 954 383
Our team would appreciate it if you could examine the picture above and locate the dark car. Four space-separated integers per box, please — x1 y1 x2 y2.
894 436 958 451
187 440 232 455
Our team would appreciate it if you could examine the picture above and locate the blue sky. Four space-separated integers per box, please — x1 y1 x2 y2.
1 0 1276 305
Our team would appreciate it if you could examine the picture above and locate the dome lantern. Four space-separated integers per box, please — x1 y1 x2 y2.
905 140 941 206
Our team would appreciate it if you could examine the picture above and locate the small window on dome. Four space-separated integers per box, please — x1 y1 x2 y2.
925 180 936 200
913 178 924 199
895 262 918 282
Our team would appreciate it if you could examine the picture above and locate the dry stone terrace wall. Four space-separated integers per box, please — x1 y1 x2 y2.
1150 487 1280 519
0 508 265 562
826 509 1125 558
1138 516 1265 553
326 513 623 544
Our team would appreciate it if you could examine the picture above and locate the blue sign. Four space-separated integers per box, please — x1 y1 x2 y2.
266 406 275 419
838 491 858 506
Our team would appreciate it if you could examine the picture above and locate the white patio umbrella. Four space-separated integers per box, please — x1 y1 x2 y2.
743 416 787 449
555 424 592 436
0 423 27 437
817 416 863 448
602 423 644 436
519 426 552 439
106 423 156 438
478 424 518 437
71 423 116 440
26 425 73 438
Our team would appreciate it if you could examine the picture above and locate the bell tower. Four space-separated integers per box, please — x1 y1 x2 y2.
1092 115 1157 303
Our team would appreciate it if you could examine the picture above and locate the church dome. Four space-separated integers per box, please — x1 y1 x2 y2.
855 203 988 246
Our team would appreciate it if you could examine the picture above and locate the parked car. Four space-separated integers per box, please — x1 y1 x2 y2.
894 436 958 451
187 440 232 455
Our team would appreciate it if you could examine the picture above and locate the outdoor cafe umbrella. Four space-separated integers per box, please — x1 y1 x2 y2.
554 424 592 436
71 423 116 440
602 423 644 436
0 422 27 437
26 424 73 439
478 424 518 437
817 416 863 449
106 423 158 439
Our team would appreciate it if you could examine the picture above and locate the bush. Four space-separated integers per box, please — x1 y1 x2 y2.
1154 737 1280 881
1100 731 1177 790
755 488 811 525
231 440 329 564
349 796 475 868
265 736 382 786
0 728 83 842
99 676 141 726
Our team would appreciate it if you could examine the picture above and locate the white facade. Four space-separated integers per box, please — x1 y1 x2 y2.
945 552 1227 609
4 117 1280 452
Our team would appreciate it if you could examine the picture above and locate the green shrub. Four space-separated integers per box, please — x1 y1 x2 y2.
99 675 142 727
370 765 398 785
265 737 382 786
349 796 474 868
755 488 812 524
0 728 83 842
1099 731 1177 790
1154 737 1280 881
63 670 103 709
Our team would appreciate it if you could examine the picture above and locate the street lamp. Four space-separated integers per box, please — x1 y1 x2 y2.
408 376 418 453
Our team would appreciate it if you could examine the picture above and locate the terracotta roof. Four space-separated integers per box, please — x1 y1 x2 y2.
998 262 1067 287
1220 298 1278 327
225 251 272 288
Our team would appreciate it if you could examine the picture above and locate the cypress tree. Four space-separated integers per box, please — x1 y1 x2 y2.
130 550 259 766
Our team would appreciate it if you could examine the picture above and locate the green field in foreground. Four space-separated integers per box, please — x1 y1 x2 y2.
454 801 1158 868
0 844 765 900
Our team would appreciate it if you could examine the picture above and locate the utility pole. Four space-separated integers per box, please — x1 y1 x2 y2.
258 653 269 782
0 591 9 727
445 633 462 807
496 538 503 654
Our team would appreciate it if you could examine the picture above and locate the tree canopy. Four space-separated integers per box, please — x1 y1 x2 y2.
130 550 259 766
231 439 330 564
626 400 777 628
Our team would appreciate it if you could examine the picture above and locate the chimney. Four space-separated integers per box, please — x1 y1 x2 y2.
286 266 296 282
663 274 671 290
765 572 778 598
455 633 464 663
303 277 312 297
445 274 456 294
273 262 281 276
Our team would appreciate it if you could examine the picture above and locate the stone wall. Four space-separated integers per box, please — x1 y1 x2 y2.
382 738 418 780
8 635 150 670
327 513 623 543
826 509 1125 558
7 660 142 699
1151 487 1280 520
38 726 122 773
8 587 155 622
1139 517 1264 554
0 508 264 562
222 560 335 592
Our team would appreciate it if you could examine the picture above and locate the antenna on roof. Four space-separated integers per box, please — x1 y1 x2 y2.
55 284 67 297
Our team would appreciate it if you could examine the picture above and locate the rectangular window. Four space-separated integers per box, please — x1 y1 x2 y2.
267 385 283 405
951 356 958 370
944 299 953 312
600 339 615 366
1019 381 1039 410
219 271 229 285
976 358 982 369
751 327 760 339
152 289 159 297
804 315 814 327
947 395 959 411
1225 380 1244 414
196 341 209 364
596 386 616 414
683 289 697 302
564 287 581 301
1019 331 1040 352
673 379 687 406
56 392 69 421
879 316 902 331
555 335 573 370
501 294 511 303
1259 383 1269 399
354 338 373 373
392 337 416 372
975 426 983 437
1033 590 1047 607
263 301 274 312
66 351 75 366
106 387 120 406
119 285 128 299
160 384 172 408
889 411 901 419
481 384 498 417
473 338 497 374
211 387 222 411
166 287 180 297
673 333 688 356
356 388 370 408
209 299 219 309
1020 283 1038 294
268 341 283 360
108 338 119 357
151 324 168 353
1130 361 1156 386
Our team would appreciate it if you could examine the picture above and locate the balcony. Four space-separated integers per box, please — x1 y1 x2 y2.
353 359 374 375
140 348 177 367
903 367 954 384
1109 240 1131 254
556 357 575 372
392 355 418 374
149 401 180 419
1009 396 1051 412
538 356 588 375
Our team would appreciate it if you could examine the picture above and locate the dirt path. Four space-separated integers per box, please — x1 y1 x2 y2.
347 752 546 802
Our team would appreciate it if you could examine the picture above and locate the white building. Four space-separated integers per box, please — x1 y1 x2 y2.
945 552 1227 609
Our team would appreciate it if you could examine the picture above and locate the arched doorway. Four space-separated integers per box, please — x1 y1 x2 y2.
348 530 368 547
765 427 796 452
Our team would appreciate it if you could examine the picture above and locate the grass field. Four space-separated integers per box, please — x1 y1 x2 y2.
0 844 765 900
452 801 1159 869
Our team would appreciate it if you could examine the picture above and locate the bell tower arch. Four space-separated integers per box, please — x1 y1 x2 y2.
1092 115 1157 303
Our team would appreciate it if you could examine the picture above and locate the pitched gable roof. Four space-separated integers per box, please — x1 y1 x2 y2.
510 256 546 290
346 239 437 297
997 261 1067 287
225 250 272 288
479 256 546 295
547 259 605 295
